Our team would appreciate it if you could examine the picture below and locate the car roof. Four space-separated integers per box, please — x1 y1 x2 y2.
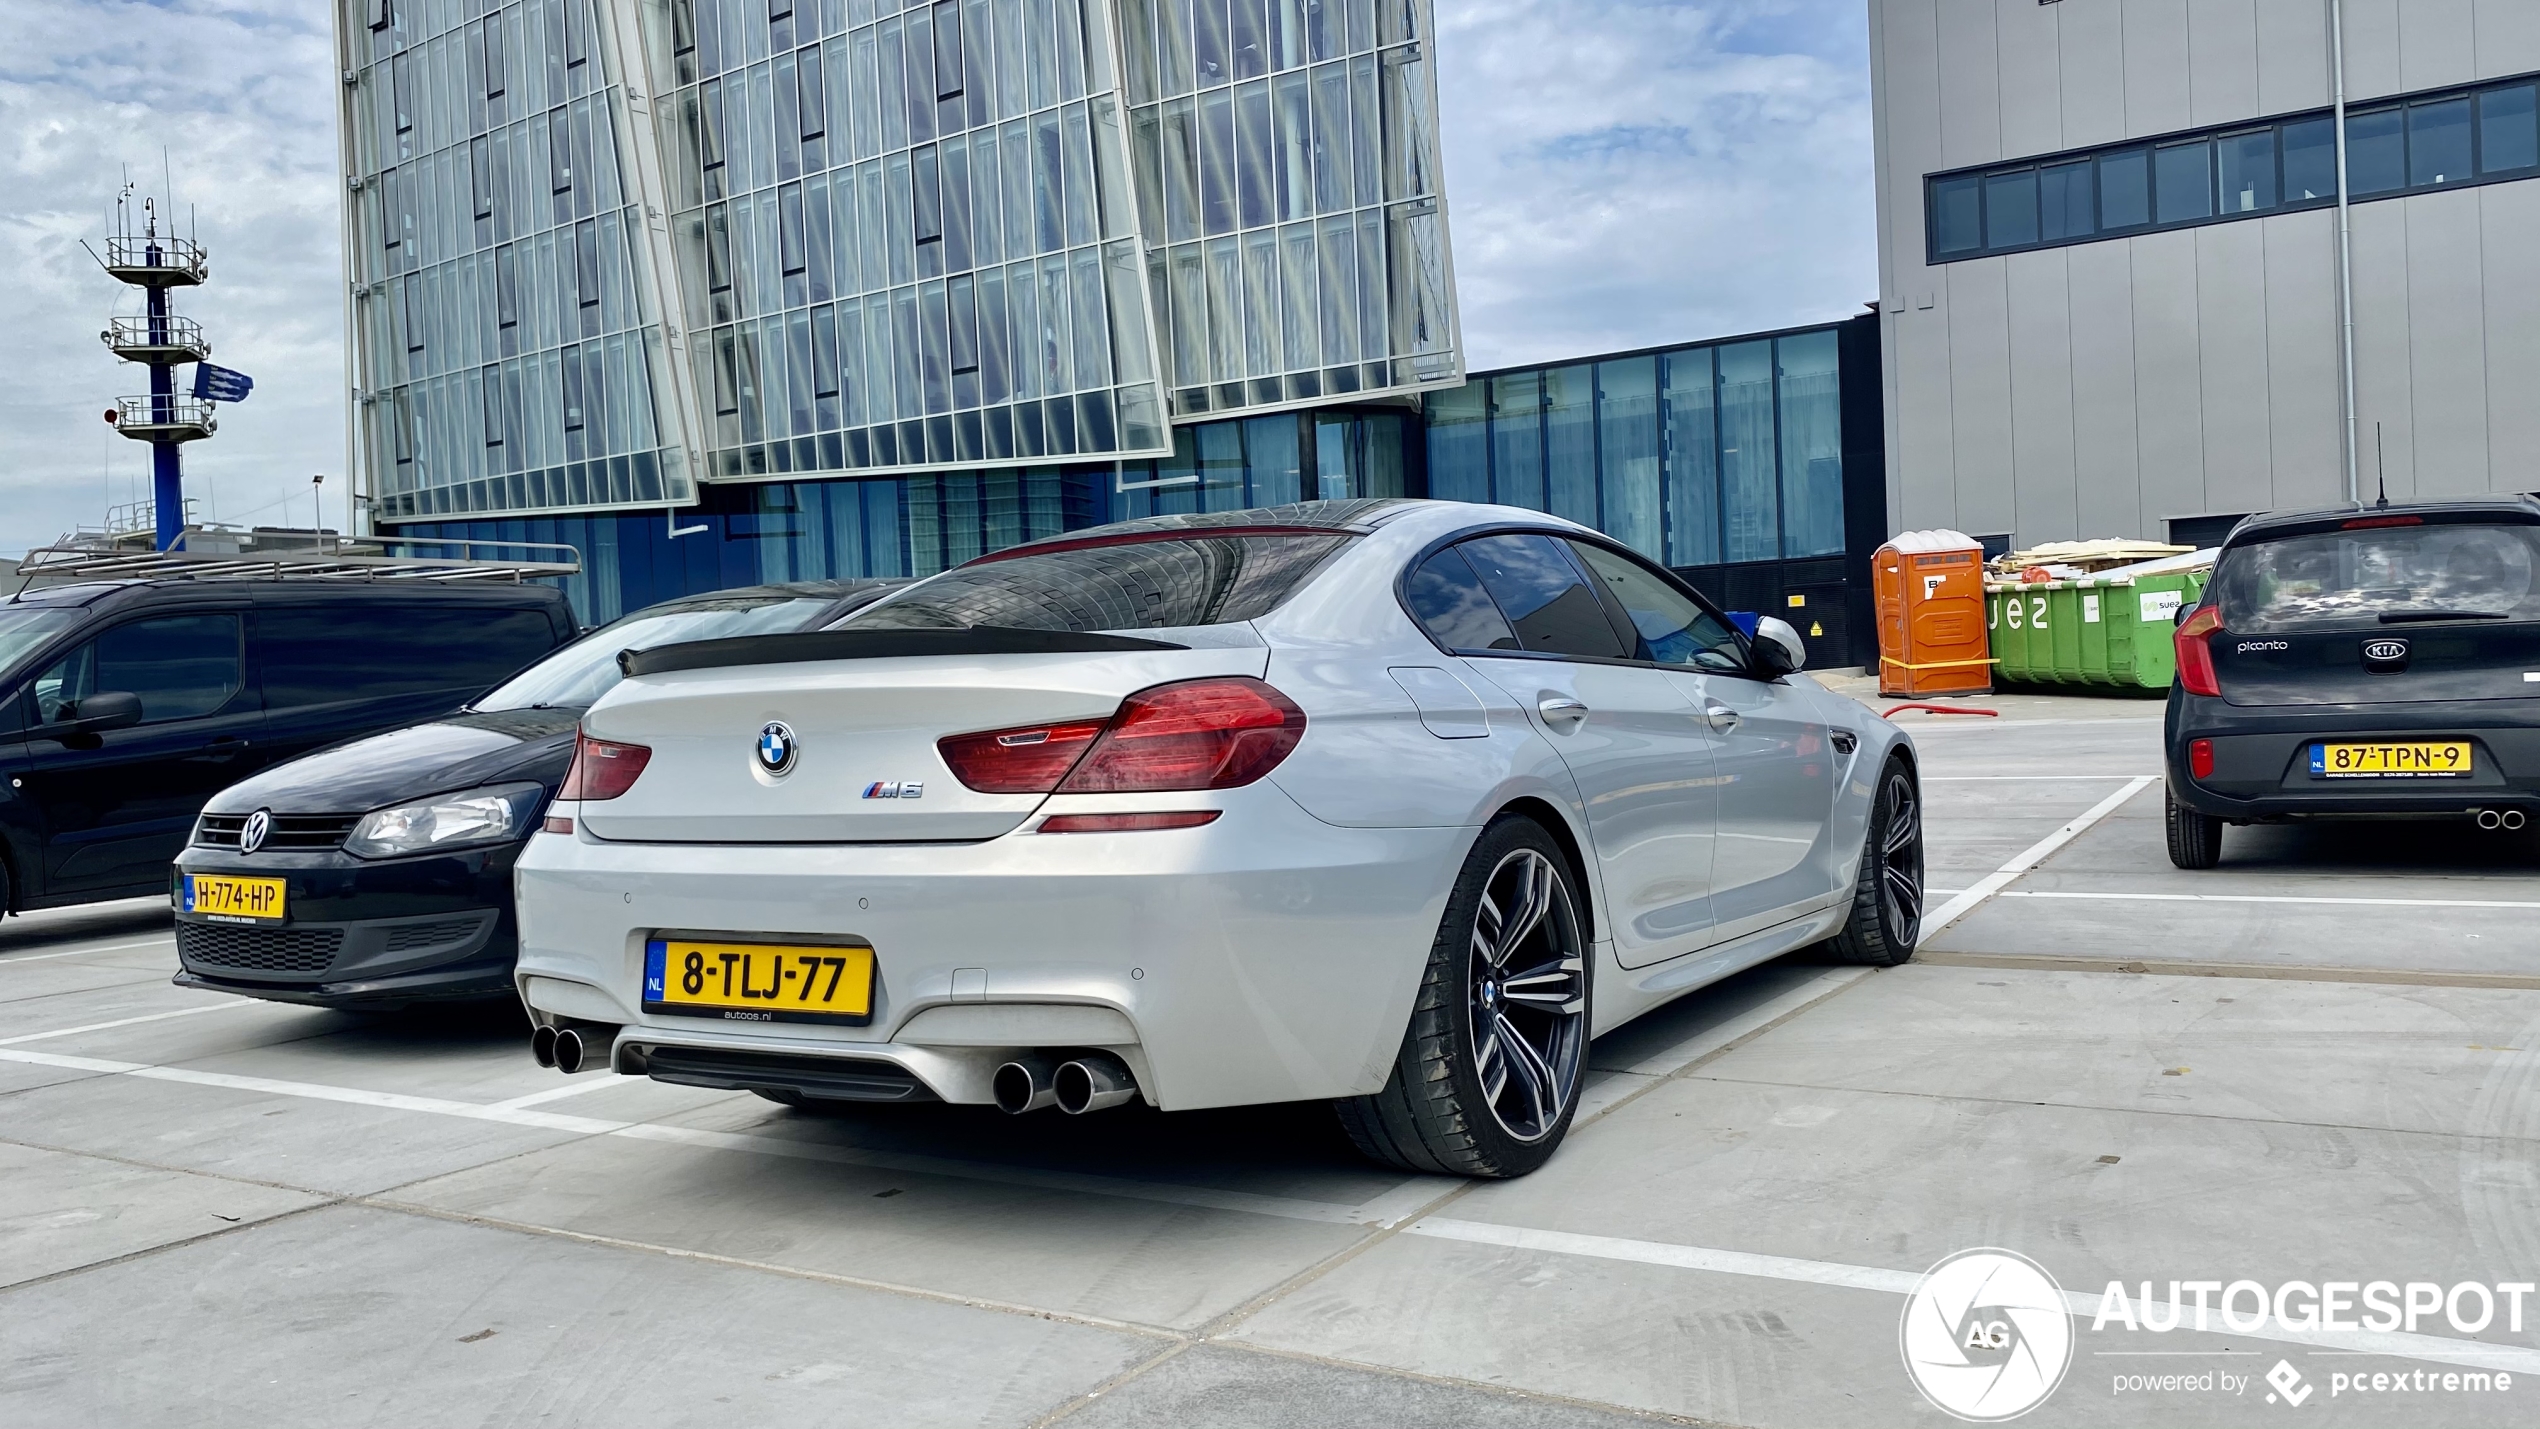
2224 496 2540 547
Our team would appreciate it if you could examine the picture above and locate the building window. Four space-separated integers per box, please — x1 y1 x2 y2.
1924 70 2540 263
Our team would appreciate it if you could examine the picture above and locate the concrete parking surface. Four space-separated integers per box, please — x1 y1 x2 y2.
3 688 2536 1427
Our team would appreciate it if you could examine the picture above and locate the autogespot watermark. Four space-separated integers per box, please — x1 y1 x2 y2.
1901 1250 2534 1419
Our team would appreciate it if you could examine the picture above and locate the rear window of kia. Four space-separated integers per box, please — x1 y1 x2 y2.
2213 522 2540 630
840 533 1354 633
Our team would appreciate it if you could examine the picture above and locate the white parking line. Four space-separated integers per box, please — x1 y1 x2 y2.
0 1001 251 1047
487 1079 626 1111
0 937 177 965
0 1044 1387 1226
2002 889 2540 911
1400 1218 2540 1376
1920 775 2158 939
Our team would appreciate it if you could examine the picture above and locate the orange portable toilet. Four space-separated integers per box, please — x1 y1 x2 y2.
1875 530 1993 697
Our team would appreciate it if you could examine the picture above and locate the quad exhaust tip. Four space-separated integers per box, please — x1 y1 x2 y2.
1053 1054 1137 1115
993 1057 1058 1115
995 1053 1139 1114
534 1022 618 1075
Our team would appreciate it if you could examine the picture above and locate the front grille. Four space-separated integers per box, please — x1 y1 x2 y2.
194 813 363 851
177 923 344 973
381 917 486 952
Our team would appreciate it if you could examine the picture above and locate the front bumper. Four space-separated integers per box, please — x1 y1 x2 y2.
512 784 1472 1111
169 842 524 1008
2166 695 2540 820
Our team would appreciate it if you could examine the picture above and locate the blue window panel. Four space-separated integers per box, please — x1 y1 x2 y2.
2347 107 2406 194
1715 340 1777 563
1982 169 2037 248
1488 370 1543 511
1774 331 1844 559
1543 364 1596 528
2482 85 2539 173
1423 380 1488 503
1594 355 1659 561
1660 346 1719 568
1245 412 1303 504
2409 96 2473 186
2153 140 2212 223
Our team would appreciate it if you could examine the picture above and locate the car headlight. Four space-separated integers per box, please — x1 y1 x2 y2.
345 783 544 860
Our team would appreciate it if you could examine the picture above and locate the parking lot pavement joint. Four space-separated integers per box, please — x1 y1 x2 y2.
1071 1340 1734 1429
0 1189 346 1299
1569 966 1883 1134
1915 950 2540 991
1025 1341 1201 1429
356 1197 1191 1342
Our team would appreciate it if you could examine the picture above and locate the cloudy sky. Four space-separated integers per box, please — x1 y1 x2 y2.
0 0 1874 557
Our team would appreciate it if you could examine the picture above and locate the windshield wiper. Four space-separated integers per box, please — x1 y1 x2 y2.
2378 610 2511 624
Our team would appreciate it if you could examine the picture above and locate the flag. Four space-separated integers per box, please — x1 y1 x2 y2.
192 362 254 403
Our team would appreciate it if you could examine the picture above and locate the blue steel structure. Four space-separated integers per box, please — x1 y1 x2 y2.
100 188 218 550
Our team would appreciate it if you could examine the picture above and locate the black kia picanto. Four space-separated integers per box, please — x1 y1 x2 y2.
172 579 899 1008
2165 497 2540 868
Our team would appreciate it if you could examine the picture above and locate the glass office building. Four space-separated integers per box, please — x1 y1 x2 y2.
339 0 1460 521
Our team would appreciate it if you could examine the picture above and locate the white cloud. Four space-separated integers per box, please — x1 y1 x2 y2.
1433 0 1876 370
0 0 1874 556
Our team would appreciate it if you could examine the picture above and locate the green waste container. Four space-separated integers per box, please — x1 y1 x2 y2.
1985 569 2209 688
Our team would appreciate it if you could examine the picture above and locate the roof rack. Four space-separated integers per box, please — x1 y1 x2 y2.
14 528 580 591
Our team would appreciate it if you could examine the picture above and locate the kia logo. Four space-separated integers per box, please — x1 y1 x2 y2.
2363 638 2409 666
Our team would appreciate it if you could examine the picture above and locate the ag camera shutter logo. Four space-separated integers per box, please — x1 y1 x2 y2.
1900 1248 2074 1421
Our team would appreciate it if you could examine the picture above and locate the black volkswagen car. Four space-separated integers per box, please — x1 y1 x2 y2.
2165 498 2540 867
171 580 901 1008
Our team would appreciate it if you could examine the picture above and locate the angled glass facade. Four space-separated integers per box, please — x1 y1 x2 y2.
342 0 1458 521
345 0 695 522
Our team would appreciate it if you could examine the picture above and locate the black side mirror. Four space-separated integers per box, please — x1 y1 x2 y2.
41 690 143 741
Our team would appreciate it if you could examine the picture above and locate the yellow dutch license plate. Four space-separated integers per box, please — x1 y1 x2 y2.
184 874 287 923
644 939 876 1026
2310 741 2472 778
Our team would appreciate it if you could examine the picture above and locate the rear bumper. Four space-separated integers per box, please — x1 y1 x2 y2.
511 784 1472 1112
2166 694 2540 820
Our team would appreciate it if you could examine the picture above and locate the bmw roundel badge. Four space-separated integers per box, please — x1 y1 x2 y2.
756 721 798 776
239 808 271 854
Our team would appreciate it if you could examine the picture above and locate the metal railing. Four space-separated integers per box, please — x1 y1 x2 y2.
101 314 209 361
15 530 582 588
102 234 208 283
111 395 217 438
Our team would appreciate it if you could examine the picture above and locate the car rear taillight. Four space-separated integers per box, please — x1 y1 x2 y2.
558 733 652 801
2174 606 2224 698
2189 738 2215 780
937 719 1108 794
937 678 1308 795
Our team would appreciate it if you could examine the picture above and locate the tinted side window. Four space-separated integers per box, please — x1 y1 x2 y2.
259 605 561 708
1567 541 1746 673
1456 534 1628 660
32 614 244 726
1405 547 1519 652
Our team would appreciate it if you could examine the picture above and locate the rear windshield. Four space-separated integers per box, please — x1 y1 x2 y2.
841 533 1351 633
2213 522 2540 630
474 595 841 710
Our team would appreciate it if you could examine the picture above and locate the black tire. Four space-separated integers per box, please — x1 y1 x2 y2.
1336 816 1591 1179
0 857 11 918
2165 789 2223 869
1823 758 1925 966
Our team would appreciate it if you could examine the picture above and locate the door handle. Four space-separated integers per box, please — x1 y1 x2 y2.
197 736 251 763
1538 696 1590 730
1703 703 1741 732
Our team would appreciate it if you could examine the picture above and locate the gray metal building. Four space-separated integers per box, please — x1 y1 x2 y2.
1870 0 2540 550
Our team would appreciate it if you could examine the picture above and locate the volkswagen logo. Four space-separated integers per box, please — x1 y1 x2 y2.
756 721 798 776
238 809 272 855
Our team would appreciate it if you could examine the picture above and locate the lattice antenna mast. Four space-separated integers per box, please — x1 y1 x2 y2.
99 173 214 551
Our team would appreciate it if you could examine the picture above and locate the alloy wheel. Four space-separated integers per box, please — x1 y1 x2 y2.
1880 770 1926 944
1466 847 1588 1143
